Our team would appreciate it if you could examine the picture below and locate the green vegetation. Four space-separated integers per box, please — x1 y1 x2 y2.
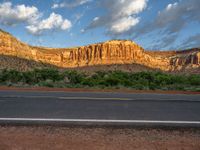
0 68 200 91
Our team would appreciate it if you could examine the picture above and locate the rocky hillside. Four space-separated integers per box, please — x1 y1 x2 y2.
0 55 58 71
0 29 199 72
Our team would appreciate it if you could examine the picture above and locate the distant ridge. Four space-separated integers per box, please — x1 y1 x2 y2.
0 29 199 73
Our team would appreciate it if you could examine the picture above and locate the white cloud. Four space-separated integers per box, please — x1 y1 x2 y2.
0 2 72 35
51 4 59 9
80 29 85 33
93 17 99 22
110 17 139 33
166 2 178 11
86 0 148 35
115 0 148 17
133 0 200 49
52 0 92 9
0 2 40 25
26 12 72 35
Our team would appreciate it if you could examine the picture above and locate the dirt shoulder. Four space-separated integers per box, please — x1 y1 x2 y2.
0 126 199 150
0 86 200 95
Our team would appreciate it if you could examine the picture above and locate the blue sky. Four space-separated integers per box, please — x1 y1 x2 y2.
0 0 200 50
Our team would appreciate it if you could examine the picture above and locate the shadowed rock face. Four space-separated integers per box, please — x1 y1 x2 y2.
0 29 199 72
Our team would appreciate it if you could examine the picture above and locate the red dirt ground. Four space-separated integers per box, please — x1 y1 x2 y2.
0 126 199 150
0 86 200 95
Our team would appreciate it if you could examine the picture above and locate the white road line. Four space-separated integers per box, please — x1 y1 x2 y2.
0 118 200 124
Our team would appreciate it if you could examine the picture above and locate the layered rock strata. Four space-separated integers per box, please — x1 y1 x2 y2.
0 29 199 71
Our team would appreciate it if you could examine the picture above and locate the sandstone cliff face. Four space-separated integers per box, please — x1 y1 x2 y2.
169 51 200 70
0 30 199 72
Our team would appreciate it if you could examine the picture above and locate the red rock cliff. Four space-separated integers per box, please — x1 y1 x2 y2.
0 29 199 71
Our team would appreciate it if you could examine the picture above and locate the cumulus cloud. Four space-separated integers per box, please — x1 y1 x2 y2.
85 0 148 35
133 0 200 49
52 0 92 9
0 2 72 35
26 12 72 35
166 2 178 11
110 17 139 34
0 2 40 25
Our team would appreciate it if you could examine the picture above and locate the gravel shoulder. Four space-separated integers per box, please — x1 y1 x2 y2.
0 126 200 150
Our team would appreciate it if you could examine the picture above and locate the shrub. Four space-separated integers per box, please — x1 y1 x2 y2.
154 73 173 85
105 76 121 86
0 69 22 83
81 78 97 87
64 70 85 84
171 75 187 84
188 75 200 86
39 79 54 87
22 71 36 84
33 68 63 82
0 68 199 91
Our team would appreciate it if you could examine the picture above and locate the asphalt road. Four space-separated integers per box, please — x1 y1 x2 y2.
0 90 200 127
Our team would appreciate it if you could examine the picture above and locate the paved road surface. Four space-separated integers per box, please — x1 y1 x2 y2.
0 90 200 127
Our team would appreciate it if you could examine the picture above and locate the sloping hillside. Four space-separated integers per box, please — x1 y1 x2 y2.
0 29 199 72
0 55 58 71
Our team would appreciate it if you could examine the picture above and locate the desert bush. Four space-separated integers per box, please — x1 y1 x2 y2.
32 68 63 82
64 70 86 84
0 68 199 91
39 79 54 87
0 69 22 83
188 75 200 86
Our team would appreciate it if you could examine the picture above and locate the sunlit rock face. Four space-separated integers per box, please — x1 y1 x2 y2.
0 29 199 71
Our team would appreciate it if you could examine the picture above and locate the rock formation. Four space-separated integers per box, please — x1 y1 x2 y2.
0 29 199 72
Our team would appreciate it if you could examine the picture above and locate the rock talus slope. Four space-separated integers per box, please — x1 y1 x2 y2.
0 29 199 72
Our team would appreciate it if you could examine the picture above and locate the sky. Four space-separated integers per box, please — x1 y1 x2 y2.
0 0 200 50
